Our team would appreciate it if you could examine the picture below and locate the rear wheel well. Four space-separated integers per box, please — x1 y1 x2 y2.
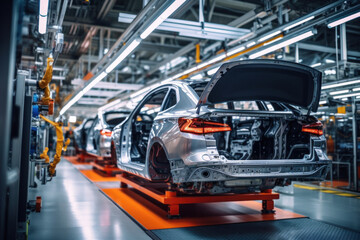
148 143 171 182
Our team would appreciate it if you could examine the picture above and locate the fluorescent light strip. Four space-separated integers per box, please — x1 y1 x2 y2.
226 46 245 56
83 72 108 93
39 0 49 16
333 92 360 99
311 63 321 67
249 30 314 59
319 100 327 105
329 89 349 95
207 67 220 76
328 11 360 28
322 79 360 90
60 72 107 115
105 39 141 73
190 74 203 80
38 15 48 34
258 31 281 42
325 59 335 63
246 41 256 47
283 16 315 31
140 0 186 39
263 36 283 46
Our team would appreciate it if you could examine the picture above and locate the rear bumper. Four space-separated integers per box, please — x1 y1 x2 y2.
170 159 330 183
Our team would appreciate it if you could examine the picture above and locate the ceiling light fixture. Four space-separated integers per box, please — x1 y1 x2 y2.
105 39 141 73
327 9 360 28
333 92 360 99
140 0 186 39
283 16 315 31
38 0 49 34
322 79 360 90
249 30 315 59
258 31 282 42
329 89 349 95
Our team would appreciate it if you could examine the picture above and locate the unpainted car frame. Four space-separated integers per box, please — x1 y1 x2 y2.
112 60 330 194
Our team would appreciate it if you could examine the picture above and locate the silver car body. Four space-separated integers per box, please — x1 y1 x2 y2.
86 110 130 158
74 118 94 151
112 60 330 194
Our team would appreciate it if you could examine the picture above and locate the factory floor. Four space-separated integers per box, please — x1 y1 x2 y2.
27 159 151 240
28 159 360 239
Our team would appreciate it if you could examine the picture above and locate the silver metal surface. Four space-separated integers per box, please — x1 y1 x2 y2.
352 99 358 191
113 61 330 194
340 23 347 62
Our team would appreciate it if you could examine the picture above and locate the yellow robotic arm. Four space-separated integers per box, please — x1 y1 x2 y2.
40 147 50 163
38 57 54 105
39 114 65 176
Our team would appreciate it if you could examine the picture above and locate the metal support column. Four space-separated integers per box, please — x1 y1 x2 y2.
352 99 358 191
17 88 33 236
340 23 347 62
7 70 27 239
99 28 104 60
295 43 299 63
0 0 19 239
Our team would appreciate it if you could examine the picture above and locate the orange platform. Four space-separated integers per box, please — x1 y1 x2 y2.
90 161 122 176
79 169 120 182
64 156 91 165
101 187 305 230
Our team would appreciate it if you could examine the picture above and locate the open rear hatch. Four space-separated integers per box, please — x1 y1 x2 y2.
197 59 322 113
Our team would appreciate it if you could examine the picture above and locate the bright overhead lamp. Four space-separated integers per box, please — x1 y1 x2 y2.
140 0 186 39
283 16 315 31
325 59 335 63
310 63 321 68
249 30 315 59
190 74 203 80
82 72 108 93
322 79 360 90
39 0 49 15
333 92 360 99
319 100 327 105
60 72 107 115
207 67 220 76
226 46 245 56
105 39 141 73
38 0 49 34
206 53 226 65
38 16 48 34
246 41 256 47
258 31 281 42
69 116 77 123
59 91 84 115
329 89 349 95
263 36 283 46
327 10 360 28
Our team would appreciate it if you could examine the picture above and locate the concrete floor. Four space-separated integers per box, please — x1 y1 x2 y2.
28 160 150 240
28 159 360 239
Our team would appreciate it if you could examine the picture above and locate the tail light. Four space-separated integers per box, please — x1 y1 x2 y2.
100 129 112 137
178 118 231 134
302 121 323 136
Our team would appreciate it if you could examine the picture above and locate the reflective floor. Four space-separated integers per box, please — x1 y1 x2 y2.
275 184 360 232
28 158 360 239
28 159 150 240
